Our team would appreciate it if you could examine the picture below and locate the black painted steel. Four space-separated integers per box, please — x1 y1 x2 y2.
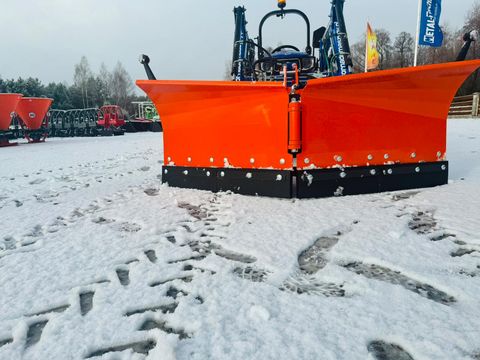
162 162 448 199
296 162 449 199
162 166 292 198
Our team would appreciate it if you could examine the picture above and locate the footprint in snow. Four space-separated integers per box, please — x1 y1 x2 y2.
451 248 478 258
233 266 269 283
281 275 346 297
144 250 157 263
124 303 178 317
92 216 115 225
116 268 130 286
86 340 156 358
117 221 142 233
144 188 159 196
2 236 17 251
367 340 414 360
79 291 95 316
28 178 46 185
177 202 208 220
408 211 437 235
391 191 420 202
343 262 456 305
25 320 49 349
139 318 190 339
0 338 13 349
298 234 341 274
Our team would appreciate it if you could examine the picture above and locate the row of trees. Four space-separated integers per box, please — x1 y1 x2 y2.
3 2 480 106
350 27 466 72
351 2 480 94
0 57 145 114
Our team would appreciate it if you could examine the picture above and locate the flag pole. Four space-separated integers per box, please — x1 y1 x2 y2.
414 0 422 66
365 23 369 72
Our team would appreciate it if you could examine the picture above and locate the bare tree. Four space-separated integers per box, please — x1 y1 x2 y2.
110 62 134 109
98 63 112 105
393 32 415 68
224 60 232 80
458 2 480 94
73 56 93 108
351 28 393 72
376 29 394 69
351 39 366 72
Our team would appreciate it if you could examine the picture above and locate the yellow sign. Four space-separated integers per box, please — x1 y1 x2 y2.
366 23 379 71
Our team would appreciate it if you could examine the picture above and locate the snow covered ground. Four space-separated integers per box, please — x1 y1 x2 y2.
0 120 479 360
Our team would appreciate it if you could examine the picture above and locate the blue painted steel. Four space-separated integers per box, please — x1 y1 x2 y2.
230 0 353 81
232 7 253 81
328 0 352 76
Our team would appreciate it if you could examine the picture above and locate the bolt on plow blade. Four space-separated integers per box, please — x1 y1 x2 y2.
137 60 480 198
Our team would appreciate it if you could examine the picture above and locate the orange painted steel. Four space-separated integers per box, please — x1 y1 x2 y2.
16 97 53 130
288 100 302 152
136 80 291 169
0 93 22 131
138 60 480 172
296 60 480 169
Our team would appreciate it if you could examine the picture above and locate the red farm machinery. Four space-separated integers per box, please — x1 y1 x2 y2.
96 105 126 136
0 94 53 146
0 93 22 147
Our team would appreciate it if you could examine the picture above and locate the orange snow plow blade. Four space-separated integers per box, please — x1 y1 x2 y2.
297 60 480 169
137 60 480 198
136 80 291 169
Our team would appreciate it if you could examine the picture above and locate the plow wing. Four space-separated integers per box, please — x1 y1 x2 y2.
137 60 480 198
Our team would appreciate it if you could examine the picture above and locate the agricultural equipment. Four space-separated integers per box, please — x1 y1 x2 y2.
49 108 100 137
15 97 53 143
126 101 162 132
0 93 22 147
137 0 480 198
97 105 126 136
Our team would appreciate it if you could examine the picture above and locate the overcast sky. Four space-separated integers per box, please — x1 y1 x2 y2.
0 0 477 85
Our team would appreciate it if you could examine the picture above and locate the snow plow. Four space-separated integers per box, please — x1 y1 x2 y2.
0 93 22 147
136 0 480 198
